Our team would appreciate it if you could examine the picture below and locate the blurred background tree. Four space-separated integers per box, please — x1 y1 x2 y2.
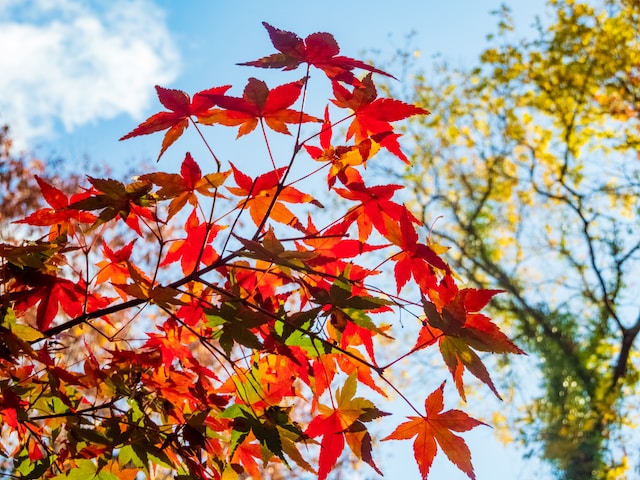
0 125 47 236
385 0 640 478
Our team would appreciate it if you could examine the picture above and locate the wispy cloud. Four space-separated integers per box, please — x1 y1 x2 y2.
0 0 180 149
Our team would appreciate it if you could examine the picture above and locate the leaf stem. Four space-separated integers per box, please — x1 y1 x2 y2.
191 119 221 171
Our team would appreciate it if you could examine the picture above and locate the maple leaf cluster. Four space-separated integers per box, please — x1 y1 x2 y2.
0 22 523 480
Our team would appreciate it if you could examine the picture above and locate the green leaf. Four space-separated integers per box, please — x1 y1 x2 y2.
282 319 331 356
147 447 174 470
2 307 42 342
0 242 63 270
69 425 112 447
65 459 98 479
235 230 318 272
341 307 387 335
275 307 322 342
118 444 144 468
254 422 283 459
220 403 254 420
127 398 145 423
206 303 265 355
95 473 119 480
222 404 255 456
15 456 37 477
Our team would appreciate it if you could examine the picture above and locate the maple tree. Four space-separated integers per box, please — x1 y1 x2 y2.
0 23 522 480
388 0 640 478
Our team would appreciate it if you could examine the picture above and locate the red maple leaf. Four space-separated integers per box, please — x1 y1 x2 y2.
226 164 321 232
0 388 28 431
231 441 264 480
331 74 429 160
12 271 108 331
119 85 231 160
306 374 388 480
143 318 196 368
95 240 136 299
15 176 97 237
161 208 222 275
199 77 319 138
383 210 450 292
298 217 386 276
240 22 394 85
416 280 525 399
383 382 486 480
334 181 416 242
304 107 389 186
141 152 230 219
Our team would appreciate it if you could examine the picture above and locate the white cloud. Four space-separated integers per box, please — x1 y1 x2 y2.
0 0 180 149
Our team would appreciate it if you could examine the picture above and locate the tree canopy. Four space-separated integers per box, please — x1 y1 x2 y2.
394 0 640 478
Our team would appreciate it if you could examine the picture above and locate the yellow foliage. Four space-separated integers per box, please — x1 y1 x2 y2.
492 411 513 445
605 456 629 480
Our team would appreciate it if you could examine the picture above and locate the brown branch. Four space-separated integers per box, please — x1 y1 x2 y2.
30 399 118 421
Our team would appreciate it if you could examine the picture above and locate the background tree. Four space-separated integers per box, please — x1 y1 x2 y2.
0 24 520 480
0 125 48 236
392 0 640 478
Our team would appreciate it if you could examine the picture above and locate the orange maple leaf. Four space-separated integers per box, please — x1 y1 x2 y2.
119 85 231 160
15 176 97 238
199 77 320 138
161 208 222 275
383 382 486 480
306 374 388 480
304 106 388 187
334 181 413 242
416 281 525 400
331 74 429 160
226 164 321 232
383 210 450 292
141 152 230 219
95 240 136 299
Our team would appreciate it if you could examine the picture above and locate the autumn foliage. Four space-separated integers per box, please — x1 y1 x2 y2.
0 23 522 479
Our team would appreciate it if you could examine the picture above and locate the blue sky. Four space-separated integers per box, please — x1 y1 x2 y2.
2 1 556 479
1 0 550 162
